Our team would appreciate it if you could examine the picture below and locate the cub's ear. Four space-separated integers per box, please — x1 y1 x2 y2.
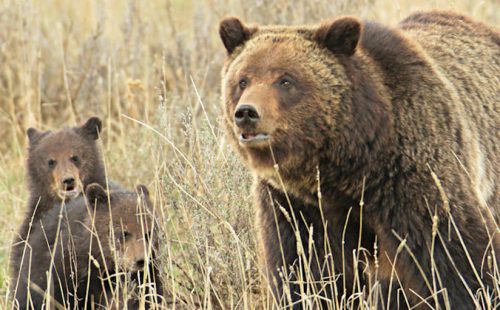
86 183 108 204
136 184 152 210
27 128 43 145
78 117 102 140
219 17 257 54
314 17 361 56
27 128 50 146
136 184 150 198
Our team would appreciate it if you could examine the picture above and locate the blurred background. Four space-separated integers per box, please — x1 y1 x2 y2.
0 0 498 308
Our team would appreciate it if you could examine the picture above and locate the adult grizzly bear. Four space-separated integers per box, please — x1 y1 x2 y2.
10 184 163 309
219 11 499 309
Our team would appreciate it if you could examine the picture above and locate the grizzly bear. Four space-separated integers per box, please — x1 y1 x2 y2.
23 116 106 228
219 10 499 309
10 183 163 309
10 117 109 302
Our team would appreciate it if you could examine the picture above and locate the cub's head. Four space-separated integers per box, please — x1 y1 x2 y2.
219 17 362 174
27 117 104 201
85 183 156 273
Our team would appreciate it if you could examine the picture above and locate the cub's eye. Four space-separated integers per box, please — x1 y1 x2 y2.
279 77 293 89
238 78 248 90
70 155 80 164
122 231 132 241
47 159 56 168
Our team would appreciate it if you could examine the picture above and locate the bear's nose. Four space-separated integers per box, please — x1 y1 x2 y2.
135 259 145 269
62 177 75 189
234 105 260 127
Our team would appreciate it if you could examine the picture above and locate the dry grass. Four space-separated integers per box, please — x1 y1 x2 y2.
0 0 498 308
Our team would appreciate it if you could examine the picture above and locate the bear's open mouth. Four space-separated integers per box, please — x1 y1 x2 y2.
58 188 81 200
239 133 270 144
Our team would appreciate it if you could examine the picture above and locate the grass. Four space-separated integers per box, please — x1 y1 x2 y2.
0 0 498 308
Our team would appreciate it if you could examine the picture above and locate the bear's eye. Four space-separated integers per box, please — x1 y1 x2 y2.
70 155 80 164
47 159 56 169
121 231 132 241
278 77 293 89
238 78 248 90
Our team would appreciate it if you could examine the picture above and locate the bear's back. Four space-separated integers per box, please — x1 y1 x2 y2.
359 12 498 213
399 11 499 211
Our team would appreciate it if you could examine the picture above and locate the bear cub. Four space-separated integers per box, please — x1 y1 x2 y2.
23 117 106 226
10 183 163 309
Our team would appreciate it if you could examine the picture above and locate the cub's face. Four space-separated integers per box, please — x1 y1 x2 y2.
110 197 153 273
27 117 102 201
219 17 361 174
87 184 155 273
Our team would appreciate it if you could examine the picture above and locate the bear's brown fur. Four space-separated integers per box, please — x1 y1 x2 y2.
219 11 499 309
10 117 109 306
10 184 163 309
24 116 106 224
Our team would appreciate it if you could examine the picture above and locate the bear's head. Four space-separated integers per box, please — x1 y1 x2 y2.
219 17 389 183
85 183 156 273
26 117 104 201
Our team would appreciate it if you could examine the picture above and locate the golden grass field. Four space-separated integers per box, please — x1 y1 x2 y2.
0 0 498 308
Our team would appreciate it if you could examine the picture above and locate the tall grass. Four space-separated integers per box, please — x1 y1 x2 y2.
0 0 498 308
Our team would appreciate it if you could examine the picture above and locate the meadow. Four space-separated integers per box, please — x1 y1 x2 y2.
0 0 498 308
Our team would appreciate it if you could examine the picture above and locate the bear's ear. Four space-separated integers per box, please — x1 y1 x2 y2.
78 117 102 140
314 17 361 56
219 17 256 55
86 183 108 205
136 184 152 210
27 128 50 146
27 127 43 145
136 184 150 198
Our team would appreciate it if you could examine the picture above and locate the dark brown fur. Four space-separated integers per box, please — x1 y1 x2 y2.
9 118 109 304
10 184 163 309
219 11 499 309
23 117 106 228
